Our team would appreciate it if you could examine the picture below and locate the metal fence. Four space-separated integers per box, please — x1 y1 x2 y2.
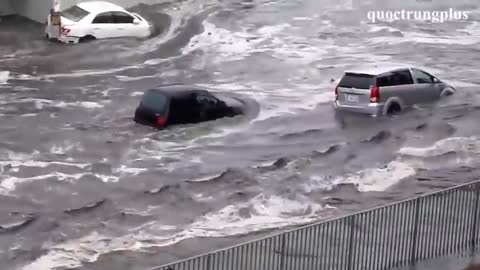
153 180 480 270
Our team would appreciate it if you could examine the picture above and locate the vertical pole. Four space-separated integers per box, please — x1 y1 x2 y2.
410 198 421 266
280 234 286 270
470 186 480 258
50 0 61 39
347 215 356 270
206 253 212 270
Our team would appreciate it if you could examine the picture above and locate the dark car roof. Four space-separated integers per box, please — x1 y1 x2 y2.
146 84 209 99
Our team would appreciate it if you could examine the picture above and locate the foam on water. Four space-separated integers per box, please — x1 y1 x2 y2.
43 66 143 79
119 0 215 57
56 101 107 109
307 160 416 192
398 137 480 157
0 149 119 193
21 194 335 270
49 143 84 154
182 21 265 61
1 173 86 192
340 160 416 192
0 71 9 84
369 30 480 45
252 82 335 122
183 193 334 235
182 16 344 66
21 231 143 270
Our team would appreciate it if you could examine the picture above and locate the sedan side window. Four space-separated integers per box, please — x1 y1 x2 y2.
413 69 434 84
92 12 114 24
112 12 134 24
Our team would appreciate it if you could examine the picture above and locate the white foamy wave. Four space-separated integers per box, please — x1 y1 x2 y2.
253 82 335 122
0 71 9 84
118 0 214 58
367 25 399 33
0 150 41 161
1 172 118 193
398 137 480 157
341 160 416 192
293 16 313 21
0 98 54 109
182 194 333 236
21 231 142 270
21 194 335 270
441 79 480 87
113 165 148 176
308 160 416 192
44 66 142 79
0 98 107 110
116 74 159 82
56 101 107 109
369 30 480 46
49 143 84 154
1 173 85 191
182 21 265 61
0 160 89 170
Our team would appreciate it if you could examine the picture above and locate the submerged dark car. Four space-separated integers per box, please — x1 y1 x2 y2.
134 84 246 128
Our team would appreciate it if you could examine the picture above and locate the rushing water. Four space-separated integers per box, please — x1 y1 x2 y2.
0 0 480 269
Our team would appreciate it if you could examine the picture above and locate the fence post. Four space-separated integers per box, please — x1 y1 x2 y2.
280 233 286 270
206 253 212 270
410 198 421 265
347 215 356 270
470 185 480 257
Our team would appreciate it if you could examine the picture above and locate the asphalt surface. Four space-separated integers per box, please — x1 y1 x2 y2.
0 0 480 269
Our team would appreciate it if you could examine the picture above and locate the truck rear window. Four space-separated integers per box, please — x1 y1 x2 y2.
338 73 375 89
61 5 90 22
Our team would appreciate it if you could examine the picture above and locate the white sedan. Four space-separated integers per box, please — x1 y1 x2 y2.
45 1 152 44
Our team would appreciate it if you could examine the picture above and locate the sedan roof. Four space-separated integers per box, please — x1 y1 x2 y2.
76 1 126 13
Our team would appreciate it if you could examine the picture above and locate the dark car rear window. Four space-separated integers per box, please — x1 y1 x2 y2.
61 5 90 22
141 91 168 111
338 73 375 89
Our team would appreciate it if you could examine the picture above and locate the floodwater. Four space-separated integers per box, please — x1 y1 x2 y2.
0 0 480 269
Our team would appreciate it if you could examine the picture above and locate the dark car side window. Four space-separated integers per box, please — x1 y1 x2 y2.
377 70 413 86
412 69 434 84
338 73 375 89
112 12 134 24
92 12 114 24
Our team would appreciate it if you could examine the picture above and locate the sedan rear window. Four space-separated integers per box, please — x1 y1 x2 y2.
338 73 375 89
61 5 90 22
141 91 168 111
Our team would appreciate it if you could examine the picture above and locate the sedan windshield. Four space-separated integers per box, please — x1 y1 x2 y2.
61 5 90 22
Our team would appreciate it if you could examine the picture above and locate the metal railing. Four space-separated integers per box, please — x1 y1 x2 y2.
153 180 480 270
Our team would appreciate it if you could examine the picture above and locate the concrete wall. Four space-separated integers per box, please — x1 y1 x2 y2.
12 0 52 23
0 0 14 16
